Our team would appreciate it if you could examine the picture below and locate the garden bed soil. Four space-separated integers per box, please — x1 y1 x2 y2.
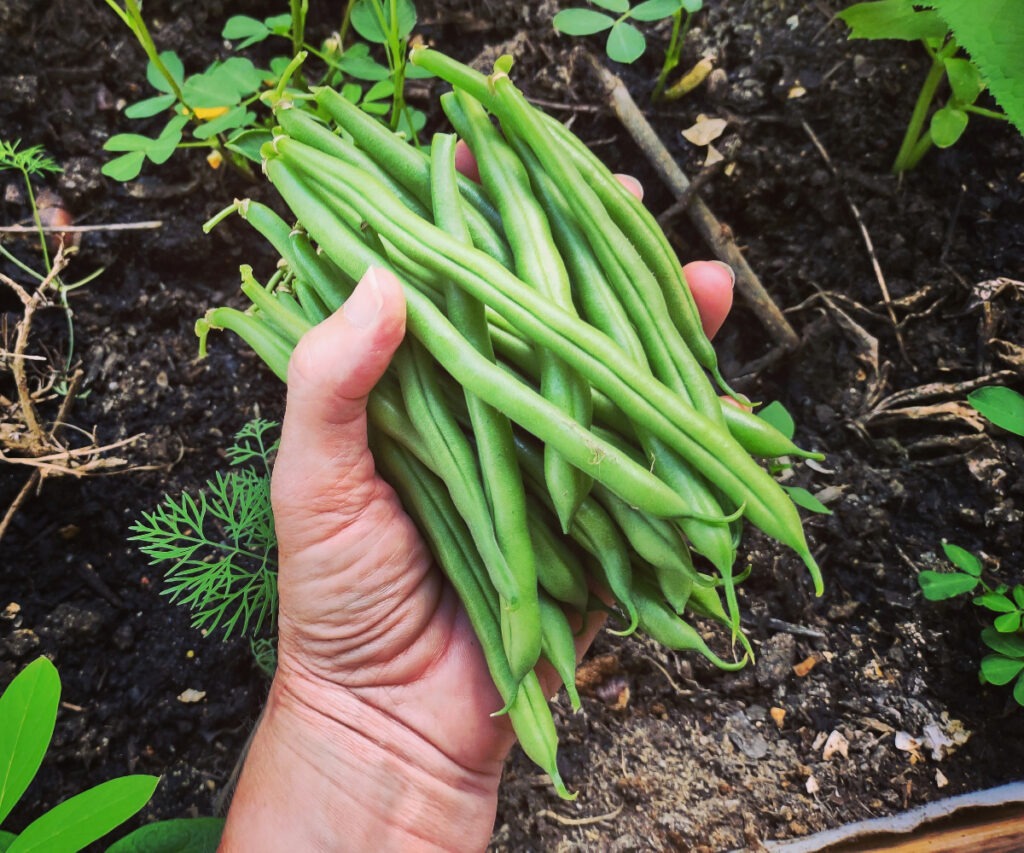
2 0 1023 850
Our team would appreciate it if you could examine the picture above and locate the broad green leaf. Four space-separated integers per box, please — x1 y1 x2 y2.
1013 585 1024 609
124 94 176 119
183 58 264 108
103 133 154 153
397 107 427 138
632 0 685 22
973 592 1017 613
145 51 184 93
225 129 273 164
350 0 417 44
221 15 272 49
265 13 293 35
944 57 985 104
553 8 615 36
591 0 630 12
360 101 390 115
192 106 254 141
606 20 646 63
980 654 1024 685
942 542 982 576
924 0 1024 136
968 386 1024 436
0 830 15 851
782 485 833 515
0 658 60 825
930 105 968 147
101 151 146 181
995 612 1024 633
147 116 188 165
341 82 363 103
837 0 948 41
757 400 795 439
337 44 391 81
8 775 158 853
364 80 395 102
981 627 1024 657
917 570 978 600
681 0 703 10
1014 672 1024 706
105 817 225 853
406 63 435 80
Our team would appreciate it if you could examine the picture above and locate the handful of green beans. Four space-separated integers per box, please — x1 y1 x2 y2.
198 49 823 798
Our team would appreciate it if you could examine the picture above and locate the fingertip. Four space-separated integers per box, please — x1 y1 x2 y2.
614 173 644 201
682 260 734 339
454 139 481 184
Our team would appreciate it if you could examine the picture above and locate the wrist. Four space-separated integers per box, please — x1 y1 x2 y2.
221 664 501 852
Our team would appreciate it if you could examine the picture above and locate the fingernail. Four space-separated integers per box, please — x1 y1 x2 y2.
343 267 384 328
709 260 736 288
614 173 644 202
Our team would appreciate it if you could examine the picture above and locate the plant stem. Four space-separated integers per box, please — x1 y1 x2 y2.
652 10 689 103
892 39 958 173
964 103 1009 121
290 0 308 58
19 166 50 273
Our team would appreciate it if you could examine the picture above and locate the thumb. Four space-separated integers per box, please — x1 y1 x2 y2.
271 266 406 546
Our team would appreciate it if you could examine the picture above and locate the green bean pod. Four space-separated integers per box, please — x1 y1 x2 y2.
527 502 590 616
538 591 582 712
443 89 593 532
196 307 292 382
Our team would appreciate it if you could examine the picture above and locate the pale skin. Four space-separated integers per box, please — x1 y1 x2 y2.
219 165 735 852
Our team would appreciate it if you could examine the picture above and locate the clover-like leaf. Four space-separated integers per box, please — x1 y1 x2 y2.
192 106 255 141
632 0 685 22
757 400 796 440
606 20 646 63
124 93 177 119
351 0 417 44
930 105 969 147
981 626 1024 658
941 542 983 576
918 569 979 600
590 0 630 12
782 485 833 516
222 15 274 49
968 386 1024 437
101 150 147 181
146 51 185 93
1014 672 1024 706
944 56 985 104
974 592 1017 613
553 8 615 36
336 43 391 81
981 654 1024 685
225 128 273 164
995 612 1024 634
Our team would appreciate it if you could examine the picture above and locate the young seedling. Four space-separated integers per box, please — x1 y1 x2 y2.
553 0 703 100
838 0 1024 172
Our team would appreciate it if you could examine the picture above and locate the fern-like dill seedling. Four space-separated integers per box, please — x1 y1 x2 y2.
130 419 280 641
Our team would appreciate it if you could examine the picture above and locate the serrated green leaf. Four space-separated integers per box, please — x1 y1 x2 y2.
350 0 417 44
0 658 60 825
101 151 147 181
8 775 158 853
146 51 184 93
104 817 225 853
124 93 177 119
980 654 1024 685
995 612 1024 633
942 542 983 576
606 20 646 63
923 0 1024 136
836 0 949 41
591 0 630 12
974 592 1017 613
221 15 271 49
981 626 1024 657
918 570 979 600
782 485 833 515
757 400 796 439
632 0 684 22
553 8 615 36
944 57 985 104
930 105 969 147
968 386 1024 436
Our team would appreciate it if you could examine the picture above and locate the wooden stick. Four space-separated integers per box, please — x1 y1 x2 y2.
582 52 800 354
0 221 163 234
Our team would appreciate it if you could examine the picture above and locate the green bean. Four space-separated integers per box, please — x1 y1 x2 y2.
265 155 731 523
309 88 513 269
429 132 540 632
443 89 593 532
538 591 582 712
372 436 573 799
632 553 694 615
238 265 312 347
633 577 747 671
266 137 823 590
526 501 590 615
196 307 292 382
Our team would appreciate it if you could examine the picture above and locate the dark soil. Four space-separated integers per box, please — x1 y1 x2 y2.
2 0 1022 850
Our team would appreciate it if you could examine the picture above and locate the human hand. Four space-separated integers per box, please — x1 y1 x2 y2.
220 178 735 852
